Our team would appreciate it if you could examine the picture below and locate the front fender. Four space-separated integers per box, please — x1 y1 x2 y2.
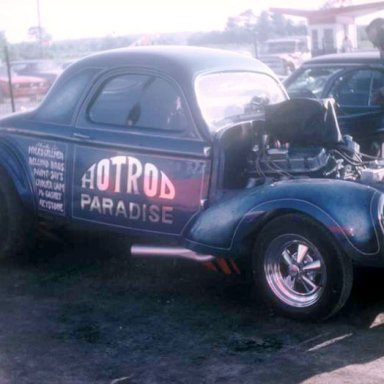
184 179 384 263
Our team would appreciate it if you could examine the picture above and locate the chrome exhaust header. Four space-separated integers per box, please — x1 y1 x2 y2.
130 245 214 262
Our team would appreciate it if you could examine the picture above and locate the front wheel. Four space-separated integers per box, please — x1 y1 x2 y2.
253 214 353 321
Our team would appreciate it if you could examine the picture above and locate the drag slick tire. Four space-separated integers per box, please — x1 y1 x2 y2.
253 214 353 321
0 170 33 260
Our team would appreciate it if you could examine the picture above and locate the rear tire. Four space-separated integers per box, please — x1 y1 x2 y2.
253 214 353 321
0 171 33 261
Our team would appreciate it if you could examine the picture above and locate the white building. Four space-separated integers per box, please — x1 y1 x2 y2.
271 1 384 55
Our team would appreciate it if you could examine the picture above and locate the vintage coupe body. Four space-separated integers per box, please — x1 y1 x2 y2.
1 46 384 320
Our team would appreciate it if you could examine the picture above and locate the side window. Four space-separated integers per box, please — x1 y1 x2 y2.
311 30 319 52
329 70 373 106
323 29 335 51
371 70 384 106
89 73 190 131
286 67 341 98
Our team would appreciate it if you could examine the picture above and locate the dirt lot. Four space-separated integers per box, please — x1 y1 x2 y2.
0 232 382 384
1 100 384 383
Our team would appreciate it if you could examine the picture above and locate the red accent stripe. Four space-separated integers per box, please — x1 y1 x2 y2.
216 258 232 275
229 258 241 275
203 261 218 272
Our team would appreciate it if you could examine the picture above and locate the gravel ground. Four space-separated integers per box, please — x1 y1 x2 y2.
1 98 384 383
0 233 382 384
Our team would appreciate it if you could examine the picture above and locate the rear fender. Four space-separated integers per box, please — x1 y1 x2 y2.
184 179 383 262
0 140 35 211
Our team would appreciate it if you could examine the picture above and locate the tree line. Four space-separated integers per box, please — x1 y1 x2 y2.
0 10 372 62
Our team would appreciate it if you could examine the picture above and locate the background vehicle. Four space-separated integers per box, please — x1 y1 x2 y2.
11 60 63 88
0 67 49 103
284 51 384 156
258 36 311 77
0 46 384 321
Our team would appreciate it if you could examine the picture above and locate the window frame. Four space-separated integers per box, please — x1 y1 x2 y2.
326 67 384 108
79 68 198 139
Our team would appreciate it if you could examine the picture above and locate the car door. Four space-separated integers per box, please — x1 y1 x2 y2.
327 67 384 114
71 69 211 238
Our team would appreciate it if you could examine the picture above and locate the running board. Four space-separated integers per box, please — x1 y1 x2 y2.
130 245 214 262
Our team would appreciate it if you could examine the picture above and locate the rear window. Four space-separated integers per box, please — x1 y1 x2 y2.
88 73 191 132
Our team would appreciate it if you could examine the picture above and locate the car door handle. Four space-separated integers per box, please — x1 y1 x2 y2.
73 132 90 140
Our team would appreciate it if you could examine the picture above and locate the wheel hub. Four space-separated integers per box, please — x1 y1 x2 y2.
289 264 300 278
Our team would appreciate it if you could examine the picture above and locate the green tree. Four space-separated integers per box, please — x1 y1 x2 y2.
28 26 52 45
255 11 272 42
271 13 287 36
0 31 9 62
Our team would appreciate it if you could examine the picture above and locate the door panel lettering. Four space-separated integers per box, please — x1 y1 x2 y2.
73 146 209 234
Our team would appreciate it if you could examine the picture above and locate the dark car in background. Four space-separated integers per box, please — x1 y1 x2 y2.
11 60 63 88
284 51 384 156
0 67 49 103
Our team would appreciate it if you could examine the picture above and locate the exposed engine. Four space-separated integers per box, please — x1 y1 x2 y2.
242 98 384 186
247 132 366 182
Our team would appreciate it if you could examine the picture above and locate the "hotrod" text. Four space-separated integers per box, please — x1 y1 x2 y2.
81 155 176 200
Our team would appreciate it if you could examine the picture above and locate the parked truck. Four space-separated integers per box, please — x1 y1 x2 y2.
258 36 311 77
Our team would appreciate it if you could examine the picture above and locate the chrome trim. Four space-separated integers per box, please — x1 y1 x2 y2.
131 245 214 262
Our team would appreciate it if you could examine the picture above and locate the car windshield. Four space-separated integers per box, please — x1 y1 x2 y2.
285 67 343 98
195 71 286 133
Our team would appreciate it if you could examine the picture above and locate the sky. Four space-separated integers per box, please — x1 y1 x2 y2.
0 0 383 43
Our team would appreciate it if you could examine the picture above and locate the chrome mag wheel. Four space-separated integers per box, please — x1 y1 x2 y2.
264 234 327 308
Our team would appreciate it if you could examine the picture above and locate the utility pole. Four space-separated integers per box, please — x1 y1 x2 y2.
36 0 43 57
4 44 15 112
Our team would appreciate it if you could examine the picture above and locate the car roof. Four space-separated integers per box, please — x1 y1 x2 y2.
302 51 383 66
64 45 273 81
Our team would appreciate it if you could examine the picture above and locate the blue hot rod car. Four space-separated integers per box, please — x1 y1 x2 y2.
1 46 384 320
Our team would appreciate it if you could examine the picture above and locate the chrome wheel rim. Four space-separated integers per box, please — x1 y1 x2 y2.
264 234 327 308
